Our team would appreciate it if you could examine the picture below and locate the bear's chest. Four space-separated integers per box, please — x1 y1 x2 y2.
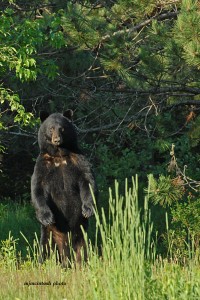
43 153 68 168
41 154 82 219
42 154 79 193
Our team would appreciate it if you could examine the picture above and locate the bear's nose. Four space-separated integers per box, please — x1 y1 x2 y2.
53 136 61 145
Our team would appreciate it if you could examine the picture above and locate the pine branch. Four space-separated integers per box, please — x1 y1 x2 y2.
101 11 178 42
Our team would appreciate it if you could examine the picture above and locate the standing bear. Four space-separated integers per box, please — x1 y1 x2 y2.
31 110 97 265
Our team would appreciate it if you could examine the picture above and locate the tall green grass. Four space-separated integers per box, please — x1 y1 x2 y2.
0 176 200 300
0 200 40 258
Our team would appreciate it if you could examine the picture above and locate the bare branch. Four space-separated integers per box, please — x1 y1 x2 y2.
101 86 200 96
75 111 146 134
0 130 36 138
166 100 200 109
168 144 200 192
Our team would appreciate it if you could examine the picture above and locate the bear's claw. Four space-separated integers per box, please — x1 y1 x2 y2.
82 205 94 218
37 209 55 226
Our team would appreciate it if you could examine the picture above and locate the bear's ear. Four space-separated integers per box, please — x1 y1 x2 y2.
40 111 49 122
63 109 73 121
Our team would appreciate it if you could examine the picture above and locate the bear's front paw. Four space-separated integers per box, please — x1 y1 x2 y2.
37 209 55 226
82 204 94 218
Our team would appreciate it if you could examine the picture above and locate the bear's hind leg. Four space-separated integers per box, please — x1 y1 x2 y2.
73 235 87 266
50 225 71 267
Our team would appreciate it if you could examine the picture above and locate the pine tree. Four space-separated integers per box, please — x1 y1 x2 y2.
174 0 200 69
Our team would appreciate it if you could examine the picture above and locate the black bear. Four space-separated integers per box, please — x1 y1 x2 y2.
31 110 97 266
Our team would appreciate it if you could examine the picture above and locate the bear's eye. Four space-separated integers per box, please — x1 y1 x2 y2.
49 127 54 133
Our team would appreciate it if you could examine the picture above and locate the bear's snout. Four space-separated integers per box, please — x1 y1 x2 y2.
51 130 62 146
52 136 61 145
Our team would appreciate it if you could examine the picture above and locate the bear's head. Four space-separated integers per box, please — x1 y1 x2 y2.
38 110 80 155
